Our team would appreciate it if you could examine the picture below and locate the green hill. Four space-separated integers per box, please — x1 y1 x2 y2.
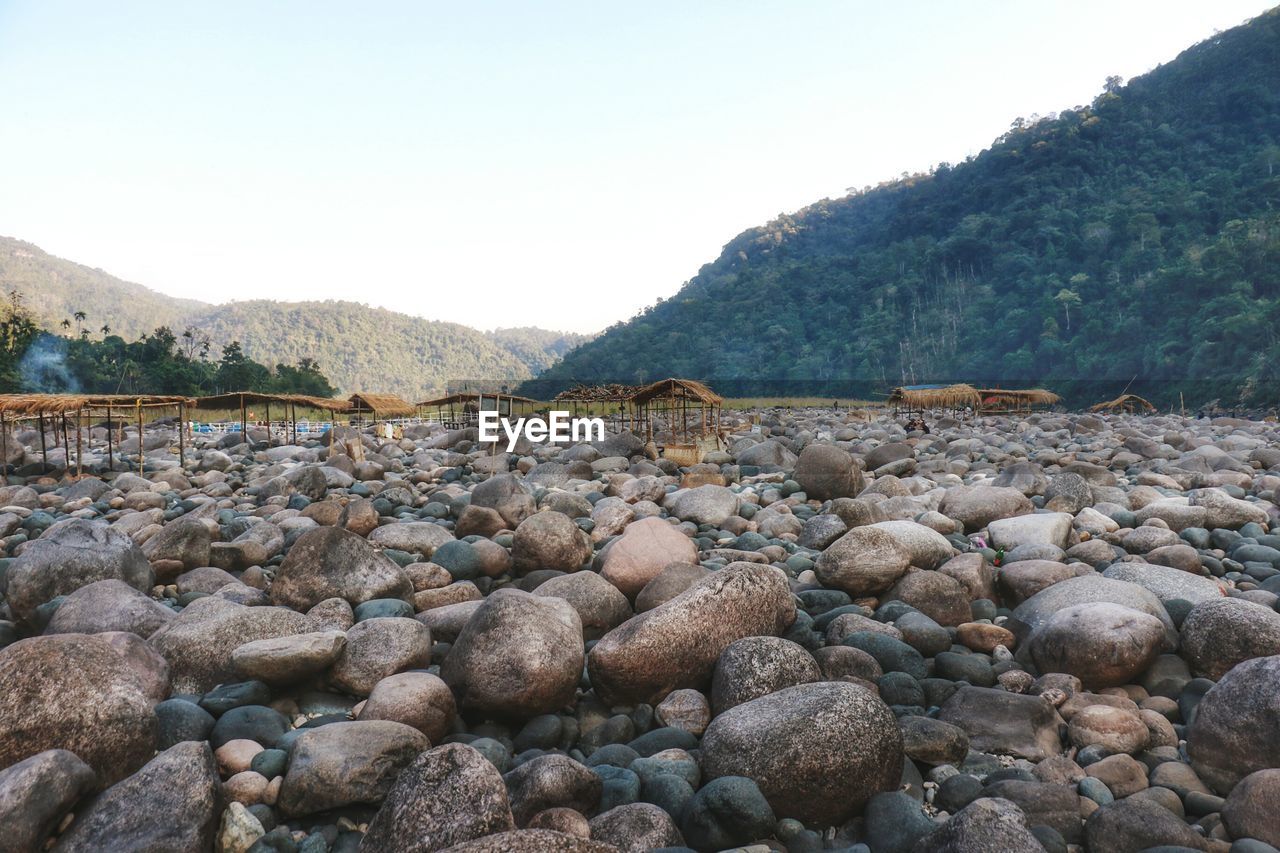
0 236 579 401
533 9 1280 407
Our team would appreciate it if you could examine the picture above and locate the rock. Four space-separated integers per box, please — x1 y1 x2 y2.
0 634 158 785
149 596 315 693
940 485 1033 533
939 552 997 601
993 461 1049 497
505 754 602 826
793 444 863 501
1100 562 1225 606
1187 654 1280 795
368 521 454 558
1067 706 1148 754
230 631 346 683
513 511 593 574
1083 798 1209 853
710 636 820 714
1085 753 1149 799
330 616 432 696
0 749 96 853
360 743 515 852
141 517 212 570
600 517 698 600
587 563 795 706
588 803 684 852
1045 472 1093 514
534 571 632 640
737 439 797 469
52 742 220 852
700 681 902 825
886 570 972 626
437 829 616 852
43 578 174 638
1006 575 1176 650
996 560 1092 604
357 671 456 742
863 790 936 853
814 527 912 596
668 485 739 527
937 686 1064 762
680 776 776 850
5 519 153 627
655 689 712 736
441 589 584 717
1189 488 1270 530
1027 603 1166 689
870 520 955 570
634 562 710 612
987 512 1073 551
899 716 970 766
1179 597 1280 680
980 780 1081 844
217 802 265 853
1221 768 1280 847
277 720 429 815
912 797 1045 853
271 526 412 611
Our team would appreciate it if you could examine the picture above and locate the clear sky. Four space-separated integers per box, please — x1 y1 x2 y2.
0 2 1272 334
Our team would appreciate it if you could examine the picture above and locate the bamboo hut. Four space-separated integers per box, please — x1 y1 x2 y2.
1089 393 1157 414
552 384 642 432
886 384 981 419
631 378 724 465
417 391 540 430
346 393 415 425
977 388 1061 416
192 392 351 443
0 393 192 476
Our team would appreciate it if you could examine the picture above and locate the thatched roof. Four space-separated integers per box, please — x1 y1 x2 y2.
887 384 981 409
1089 393 1157 414
978 388 1062 406
552 383 641 403
630 378 723 406
193 392 352 412
0 394 192 416
417 392 539 408
347 393 415 418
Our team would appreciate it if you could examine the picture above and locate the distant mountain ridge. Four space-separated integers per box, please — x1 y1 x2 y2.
0 236 589 401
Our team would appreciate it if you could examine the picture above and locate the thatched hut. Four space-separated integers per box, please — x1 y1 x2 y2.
0 393 193 474
193 392 351 442
346 393 415 422
416 392 540 430
1089 393 1157 414
977 388 1061 415
552 384 642 432
886 384 981 418
631 378 724 464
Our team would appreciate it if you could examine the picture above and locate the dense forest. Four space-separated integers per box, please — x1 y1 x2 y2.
532 9 1280 407
0 237 582 400
0 289 337 397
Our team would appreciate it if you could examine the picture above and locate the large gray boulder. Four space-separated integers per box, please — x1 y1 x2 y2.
814 527 912 596
0 749 97 853
937 686 1064 762
1180 597 1280 680
940 485 1033 533
278 721 430 815
1006 574 1176 650
5 519 152 627
793 444 863 501
271 526 412 611
512 510 593 574
1187 654 1280 795
700 681 902 825
1027 603 1166 689
43 578 174 639
587 563 795 706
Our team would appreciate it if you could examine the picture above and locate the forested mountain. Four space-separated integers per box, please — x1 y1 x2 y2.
0 237 578 400
534 9 1280 407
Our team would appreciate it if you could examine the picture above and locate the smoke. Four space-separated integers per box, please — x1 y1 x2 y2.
18 333 81 393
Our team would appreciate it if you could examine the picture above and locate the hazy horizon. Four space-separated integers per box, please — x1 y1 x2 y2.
1 1 1273 334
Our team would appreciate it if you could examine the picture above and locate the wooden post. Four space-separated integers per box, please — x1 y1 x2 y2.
178 401 186 469
240 394 247 441
106 405 114 472
136 399 143 475
265 400 272 444
61 414 71 473
1 411 7 483
76 407 83 476
39 413 49 470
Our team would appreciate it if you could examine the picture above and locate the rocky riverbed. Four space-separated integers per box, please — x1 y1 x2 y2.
1 408 1279 852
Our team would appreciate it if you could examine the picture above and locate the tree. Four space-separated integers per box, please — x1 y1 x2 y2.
1053 289 1082 331
73 310 87 335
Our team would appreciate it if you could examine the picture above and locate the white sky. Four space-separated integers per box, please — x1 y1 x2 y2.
0 1 1271 333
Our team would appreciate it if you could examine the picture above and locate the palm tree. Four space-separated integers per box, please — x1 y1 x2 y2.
100 324 111 335
60 318 71 332
73 310 87 334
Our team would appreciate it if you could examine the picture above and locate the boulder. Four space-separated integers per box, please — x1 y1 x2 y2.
937 686 1064 762
600 517 698 600
357 672 457 743
140 517 212 570
1180 597 1280 680
1187 654 1280 794
940 485 1034 533
987 512 1073 551
50 742 220 852
230 630 347 684
360 743 515 852
0 634 158 785
1083 798 1209 853
5 519 152 627
504 754 602 826
271 526 412 611
533 571 632 640
1027 603 1166 689
912 797 1045 853
668 485 739 527
330 617 432 696
814 527 912 596
441 589 584 717
710 636 820 714
792 444 863 501
512 511 593 574
368 521 454 558
0 749 96 853
43 578 174 638
587 563 795 706
588 803 684 852
699 681 902 825
1100 562 1225 606
885 570 972 626
1221 768 1280 847
277 720 429 815
1006 575 1176 650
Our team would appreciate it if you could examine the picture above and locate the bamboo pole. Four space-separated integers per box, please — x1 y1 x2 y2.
136 399 143 475
1 411 7 483
76 408 83 476
39 414 48 470
178 402 186 469
265 400 271 443
106 405 114 472
240 394 247 441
